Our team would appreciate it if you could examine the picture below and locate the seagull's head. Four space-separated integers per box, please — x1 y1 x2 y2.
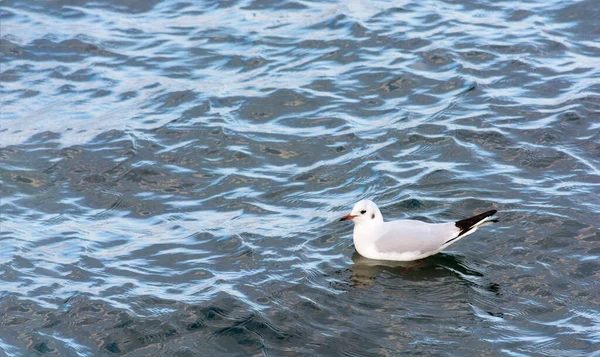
339 199 384 224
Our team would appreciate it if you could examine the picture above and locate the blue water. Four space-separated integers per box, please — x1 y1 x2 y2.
1 0 600 355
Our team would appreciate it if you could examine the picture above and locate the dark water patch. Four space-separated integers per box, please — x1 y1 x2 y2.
2 0 600 355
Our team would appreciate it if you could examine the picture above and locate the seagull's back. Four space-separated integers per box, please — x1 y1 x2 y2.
355 219 458 261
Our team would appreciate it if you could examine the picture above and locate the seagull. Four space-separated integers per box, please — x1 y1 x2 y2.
340 199 497 261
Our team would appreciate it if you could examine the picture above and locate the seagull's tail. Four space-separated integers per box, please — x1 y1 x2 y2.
443 210 498 245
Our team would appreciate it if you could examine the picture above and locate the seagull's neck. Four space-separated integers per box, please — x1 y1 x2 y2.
353 219 384 239
353 220 384 257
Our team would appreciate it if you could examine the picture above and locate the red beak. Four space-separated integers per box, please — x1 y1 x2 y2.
339 214 357 221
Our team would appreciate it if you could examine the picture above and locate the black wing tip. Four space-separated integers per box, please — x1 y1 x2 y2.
445 210 498 244
476 209 497 217
455 209 498 233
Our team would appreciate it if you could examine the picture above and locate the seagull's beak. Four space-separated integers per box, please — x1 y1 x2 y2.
339 214 357 221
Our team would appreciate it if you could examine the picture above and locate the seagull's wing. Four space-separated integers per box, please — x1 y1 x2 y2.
373 220 459 254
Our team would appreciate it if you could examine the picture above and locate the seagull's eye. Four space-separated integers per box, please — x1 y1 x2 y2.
360 210 366 214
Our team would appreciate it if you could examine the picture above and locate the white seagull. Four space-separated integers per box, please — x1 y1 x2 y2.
340 199 497 261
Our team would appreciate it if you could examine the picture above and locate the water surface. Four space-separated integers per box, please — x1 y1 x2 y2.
1 0 600 356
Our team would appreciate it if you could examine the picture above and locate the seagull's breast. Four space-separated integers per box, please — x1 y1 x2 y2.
352 222 387 260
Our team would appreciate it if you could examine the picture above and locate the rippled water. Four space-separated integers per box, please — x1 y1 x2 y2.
1 0 600 355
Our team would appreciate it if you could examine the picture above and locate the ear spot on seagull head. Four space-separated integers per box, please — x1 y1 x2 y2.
360 210 366 214
371 213 375 219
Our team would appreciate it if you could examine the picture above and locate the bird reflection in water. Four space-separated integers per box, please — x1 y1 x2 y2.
348 251 486 288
